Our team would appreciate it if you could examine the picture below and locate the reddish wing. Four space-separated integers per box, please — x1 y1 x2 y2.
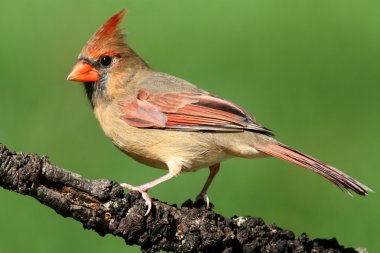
122 89 273 135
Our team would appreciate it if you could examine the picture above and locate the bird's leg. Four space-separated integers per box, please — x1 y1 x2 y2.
195 163 220 209
120 161 182 215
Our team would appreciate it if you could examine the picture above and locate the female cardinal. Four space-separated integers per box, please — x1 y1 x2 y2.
67 10 371 214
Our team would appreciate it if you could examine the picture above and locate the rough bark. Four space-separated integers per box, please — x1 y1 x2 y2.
0 143 361 253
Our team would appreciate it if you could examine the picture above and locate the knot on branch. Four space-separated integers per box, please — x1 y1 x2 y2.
0 144 42 193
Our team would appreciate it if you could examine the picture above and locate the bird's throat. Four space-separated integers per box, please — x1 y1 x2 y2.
83 81 107 108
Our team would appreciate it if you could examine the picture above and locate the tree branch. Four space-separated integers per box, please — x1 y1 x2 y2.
0 143 361 253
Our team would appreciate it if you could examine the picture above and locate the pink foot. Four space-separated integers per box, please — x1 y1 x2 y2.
120 183 152 215
119 167 181 215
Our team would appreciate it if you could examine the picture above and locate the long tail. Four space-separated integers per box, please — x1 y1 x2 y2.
257 142 372 196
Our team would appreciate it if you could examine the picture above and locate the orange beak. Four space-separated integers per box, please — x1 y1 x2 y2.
67 61 99 82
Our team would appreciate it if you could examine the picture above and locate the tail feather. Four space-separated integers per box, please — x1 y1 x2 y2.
257 143 372 196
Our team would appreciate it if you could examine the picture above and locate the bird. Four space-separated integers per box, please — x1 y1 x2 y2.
67 9 372 214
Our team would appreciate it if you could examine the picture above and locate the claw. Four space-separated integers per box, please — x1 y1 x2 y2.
140 191 152 215
195 192 210 209
120 183 152 215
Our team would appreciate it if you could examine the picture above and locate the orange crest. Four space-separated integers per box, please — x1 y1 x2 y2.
94 9 127 40
82 9 128 58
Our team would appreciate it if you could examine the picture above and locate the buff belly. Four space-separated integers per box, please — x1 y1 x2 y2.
95 103 269 172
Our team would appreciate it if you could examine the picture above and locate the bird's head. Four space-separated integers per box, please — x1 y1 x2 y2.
67 9 148 105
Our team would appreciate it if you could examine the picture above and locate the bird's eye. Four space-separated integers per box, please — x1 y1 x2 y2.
99 56 112 67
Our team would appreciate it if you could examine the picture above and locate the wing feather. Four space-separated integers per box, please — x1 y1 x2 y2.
122 90 273 135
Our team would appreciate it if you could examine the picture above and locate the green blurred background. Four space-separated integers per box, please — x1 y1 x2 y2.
0 0 379 252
